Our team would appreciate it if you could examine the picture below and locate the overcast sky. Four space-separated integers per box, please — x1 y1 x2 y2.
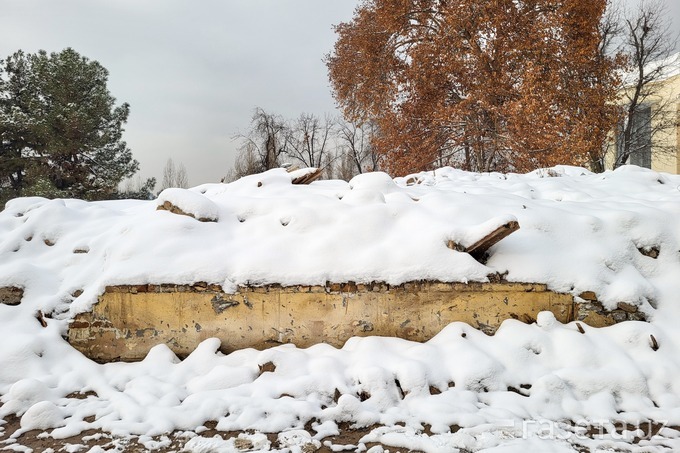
0 0 358 186
1 1 678 187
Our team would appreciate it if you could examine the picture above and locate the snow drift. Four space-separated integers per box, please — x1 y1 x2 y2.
1 165 680 452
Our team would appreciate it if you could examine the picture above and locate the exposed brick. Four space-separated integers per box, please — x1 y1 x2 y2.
617 302 638 313
579 291 598 302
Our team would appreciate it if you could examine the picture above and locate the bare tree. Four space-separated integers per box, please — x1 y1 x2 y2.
285 113 334 169
336 119 379 178
332 149 360 181
160 158 189 190
226 109 381 183
223 142 262 182
176 164 188 188
231 107 289 176
589 1 628 172
161 159 175 190
614 0 679 169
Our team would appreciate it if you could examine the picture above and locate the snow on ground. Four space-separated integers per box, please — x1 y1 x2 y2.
0 165 680 452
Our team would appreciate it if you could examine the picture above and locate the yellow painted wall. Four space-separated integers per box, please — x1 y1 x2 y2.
66 282 642 362
607 72 680 173
649 73 680 174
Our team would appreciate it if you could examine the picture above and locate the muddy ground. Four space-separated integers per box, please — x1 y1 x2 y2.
0 411 417 453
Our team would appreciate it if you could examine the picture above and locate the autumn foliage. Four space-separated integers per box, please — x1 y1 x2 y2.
327 0 621 174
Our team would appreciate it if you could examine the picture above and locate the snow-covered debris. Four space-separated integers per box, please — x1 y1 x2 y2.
183 432 270 452
0 165 680 451
2 166 679 316
156 187 219 222
288 166 324 185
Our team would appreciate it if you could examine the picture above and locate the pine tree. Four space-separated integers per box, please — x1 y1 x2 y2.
0 48 142 204
0 51 40 199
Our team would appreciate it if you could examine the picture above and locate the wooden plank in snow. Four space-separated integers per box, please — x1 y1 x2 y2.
448 220 520 260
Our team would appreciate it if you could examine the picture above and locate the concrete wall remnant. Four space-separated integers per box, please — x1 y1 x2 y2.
66 281 645 363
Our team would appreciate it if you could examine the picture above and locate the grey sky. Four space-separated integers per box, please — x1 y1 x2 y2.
1 0 358 186
1 0 678 187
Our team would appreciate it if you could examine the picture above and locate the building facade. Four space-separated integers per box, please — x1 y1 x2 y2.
609 52 680 174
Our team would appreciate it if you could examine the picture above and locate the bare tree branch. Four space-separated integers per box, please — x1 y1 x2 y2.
614 0 679 169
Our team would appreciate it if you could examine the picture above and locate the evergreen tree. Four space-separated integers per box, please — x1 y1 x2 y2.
117 176 157 200
0 50 40 199
0 48 143 204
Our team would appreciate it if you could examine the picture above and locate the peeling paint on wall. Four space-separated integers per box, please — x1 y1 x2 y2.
64 282 646 363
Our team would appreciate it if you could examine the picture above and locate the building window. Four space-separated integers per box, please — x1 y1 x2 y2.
617 103 652 168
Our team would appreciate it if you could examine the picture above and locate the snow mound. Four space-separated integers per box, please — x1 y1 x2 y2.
1 165 680 451
1 165 677 317
20 401 65 431
183 432 270 452
156 188 220 222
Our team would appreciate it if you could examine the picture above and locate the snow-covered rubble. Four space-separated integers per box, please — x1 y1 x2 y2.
156 187 220 222
1 165 680 452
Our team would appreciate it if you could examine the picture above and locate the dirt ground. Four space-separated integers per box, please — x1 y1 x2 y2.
2 398 676 452
0 411 418 453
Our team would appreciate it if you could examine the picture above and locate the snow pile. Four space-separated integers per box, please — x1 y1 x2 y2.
1 165 680 451
156 188 220 222
1 165 678 315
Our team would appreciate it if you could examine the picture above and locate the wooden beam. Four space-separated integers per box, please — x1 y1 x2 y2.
291 167 324 185
447 220 520 261
467 220 519 259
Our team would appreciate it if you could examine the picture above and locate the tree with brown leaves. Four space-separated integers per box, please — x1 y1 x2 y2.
326 0 621 175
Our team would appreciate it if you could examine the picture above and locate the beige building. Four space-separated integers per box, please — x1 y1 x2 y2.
608 52 680 174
